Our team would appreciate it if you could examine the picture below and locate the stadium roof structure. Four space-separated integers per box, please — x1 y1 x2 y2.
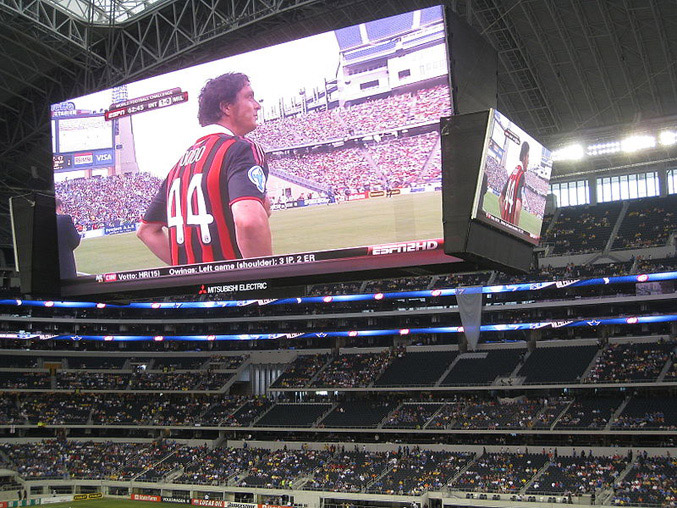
0 0 676 250
44 0 172 25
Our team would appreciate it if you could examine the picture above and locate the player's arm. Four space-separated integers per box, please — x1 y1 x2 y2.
225 139 272 258
513 198 522 225
513 177 525 225
498 187 506 213
137 222 171 265
138 179 171 264
232 199 272 258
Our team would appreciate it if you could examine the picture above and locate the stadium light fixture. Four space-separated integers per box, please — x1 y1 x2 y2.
659 130 677 146
587 141 621 156
552 144 585 162
621 135 656 153
558 127 675 161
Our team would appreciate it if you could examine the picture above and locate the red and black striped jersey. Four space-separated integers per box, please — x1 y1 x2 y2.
499 165 526 224
143 129 268 265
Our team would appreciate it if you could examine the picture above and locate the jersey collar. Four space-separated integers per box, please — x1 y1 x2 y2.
201 123 236 137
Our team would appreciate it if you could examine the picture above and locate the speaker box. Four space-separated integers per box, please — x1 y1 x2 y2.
10 193 60 296
441 112 533 274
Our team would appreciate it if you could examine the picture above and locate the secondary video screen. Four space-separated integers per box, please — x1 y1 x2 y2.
473 110 552 245
51 5 454 295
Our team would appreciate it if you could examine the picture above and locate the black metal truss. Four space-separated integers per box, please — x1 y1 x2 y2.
467 0 560 138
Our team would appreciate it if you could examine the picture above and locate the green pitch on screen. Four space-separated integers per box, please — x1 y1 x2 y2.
74 193 443 275
481 192 541 238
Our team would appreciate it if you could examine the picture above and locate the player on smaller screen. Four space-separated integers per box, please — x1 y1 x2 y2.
138 72 272 265
498 141 529 226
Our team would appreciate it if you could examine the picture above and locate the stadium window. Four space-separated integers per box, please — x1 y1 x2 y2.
638 173 647 198
549 180 589 207
552 185 567 207
597 177 606 202
611 177 620 200
398 69 411 79
620 175 630 200
647 172 659 196
628 174 638 199
577 180 589 204
668 168 677 194
596 171 659 203
360 80 379 90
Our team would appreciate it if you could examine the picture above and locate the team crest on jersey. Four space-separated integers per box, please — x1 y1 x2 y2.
248 165 266 193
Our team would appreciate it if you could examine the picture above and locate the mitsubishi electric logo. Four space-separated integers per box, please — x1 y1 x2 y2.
196 282 268 295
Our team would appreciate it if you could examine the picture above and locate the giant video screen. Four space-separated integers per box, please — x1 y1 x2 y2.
52 5 457 296
472 110 553 245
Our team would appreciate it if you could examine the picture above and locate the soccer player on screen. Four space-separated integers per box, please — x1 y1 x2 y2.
138 72 272 265
498 141 529 226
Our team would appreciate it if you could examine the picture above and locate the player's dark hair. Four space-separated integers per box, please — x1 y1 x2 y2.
519 141 530 162
198 72 250 127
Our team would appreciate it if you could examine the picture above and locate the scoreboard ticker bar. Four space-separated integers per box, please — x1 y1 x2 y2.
105 89 188 121
94 240 443 284
96 245 372 284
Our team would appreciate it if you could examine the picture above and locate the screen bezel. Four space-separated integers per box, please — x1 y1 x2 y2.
53 5 460 298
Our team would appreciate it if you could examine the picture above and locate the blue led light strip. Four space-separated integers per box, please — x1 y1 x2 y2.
4 314 675 341
0 271 675 310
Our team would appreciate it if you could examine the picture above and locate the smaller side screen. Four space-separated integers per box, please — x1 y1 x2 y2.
473 110 552 245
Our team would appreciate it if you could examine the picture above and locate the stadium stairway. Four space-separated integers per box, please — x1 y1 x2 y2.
250 403 276 427
579 345 606 381
307 356 332 388
376 403 398 429
599 459 637 506
446 452 480 491
606 396 632 430
423 404 448 430
313 402 338 428
420 133 442 181
434 354 463 387
164 465 185 483
657 358 674 382
291 474 311 490
360 146 389 189
217 360 250 393
519 459 552 496
544 208 562 239
368 462 396 493
604 201 629 254
508 351 529 380
226 473 240 487
549 400 575 430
